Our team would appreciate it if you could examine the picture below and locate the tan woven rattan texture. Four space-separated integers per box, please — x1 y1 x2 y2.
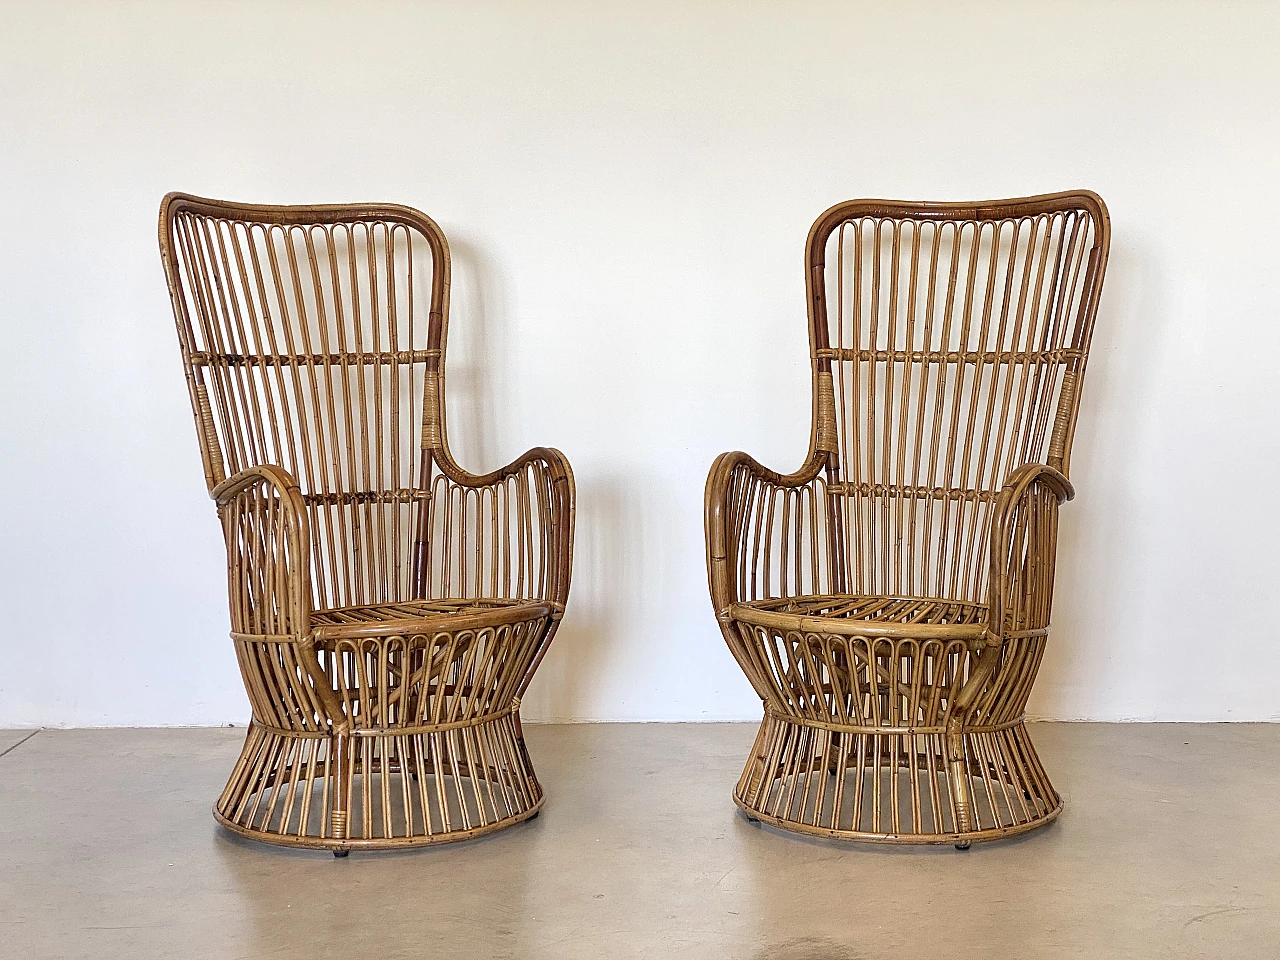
706 193 1110 845
159 195 575 853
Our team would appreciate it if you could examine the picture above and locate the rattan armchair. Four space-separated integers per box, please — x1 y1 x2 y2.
159 195 574 854
706 193 1109 846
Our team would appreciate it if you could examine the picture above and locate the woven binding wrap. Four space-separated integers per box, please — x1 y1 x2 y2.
1048 370 1077 467
195 380 225 486
422 371 442 449
815 371 837 452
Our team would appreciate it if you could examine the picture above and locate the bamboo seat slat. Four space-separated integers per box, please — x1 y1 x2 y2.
312 598 552 641
734 594 989 640
310 597 528 626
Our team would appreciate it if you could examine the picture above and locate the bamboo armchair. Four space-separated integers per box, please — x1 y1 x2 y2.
706 193 1109 846
159 194 574 854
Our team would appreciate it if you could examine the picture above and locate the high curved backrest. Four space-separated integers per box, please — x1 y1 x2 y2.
805 192 1109 604
159 195 452 611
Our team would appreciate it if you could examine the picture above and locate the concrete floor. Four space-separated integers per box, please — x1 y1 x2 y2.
0 723 1277 959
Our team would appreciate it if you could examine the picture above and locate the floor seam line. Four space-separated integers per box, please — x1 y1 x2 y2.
0 729 41 759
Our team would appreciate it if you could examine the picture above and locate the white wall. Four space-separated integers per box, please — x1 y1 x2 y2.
1 0 1278 725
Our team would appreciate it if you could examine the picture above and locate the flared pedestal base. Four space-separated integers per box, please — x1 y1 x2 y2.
214 711 543 852
734 712 1060 845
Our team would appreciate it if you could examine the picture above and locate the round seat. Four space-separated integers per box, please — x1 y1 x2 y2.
218 597 557 852
722 592 1060 844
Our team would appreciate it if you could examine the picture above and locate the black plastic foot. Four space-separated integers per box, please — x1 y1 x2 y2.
746 814 760 823
333 850 349 858
527 810 539 821
954 841 971 851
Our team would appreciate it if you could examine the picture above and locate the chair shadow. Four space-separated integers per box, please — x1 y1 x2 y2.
1031 236 1172 719
438 233 508 475
444 232 626 722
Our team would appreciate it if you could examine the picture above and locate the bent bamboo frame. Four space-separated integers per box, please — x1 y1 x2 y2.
159 194 575 853
706 192 1109 846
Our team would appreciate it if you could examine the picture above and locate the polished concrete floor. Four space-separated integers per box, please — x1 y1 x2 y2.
1 722 1277 959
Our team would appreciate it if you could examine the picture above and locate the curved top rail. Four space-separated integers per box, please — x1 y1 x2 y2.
806 190 1110 268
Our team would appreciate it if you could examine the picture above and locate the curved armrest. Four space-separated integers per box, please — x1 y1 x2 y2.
705 450 828 614
212 464 313 630
423 447 574 702
213 464 345 730
986 462 1073 644
439 445 572 490
950 463 1074 722
424 447 575 610
212 463 307 510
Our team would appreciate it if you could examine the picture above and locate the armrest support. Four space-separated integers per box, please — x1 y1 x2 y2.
987 463 1073 643
213 464 345 730
951 463 1074 720
212 464 313 633
426 447 574 703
